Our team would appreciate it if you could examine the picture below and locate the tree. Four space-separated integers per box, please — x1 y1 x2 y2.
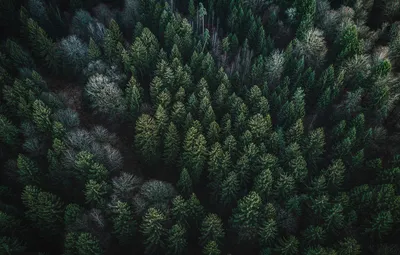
85 180 109 208
253 168 273 199
203 241 221 255
200 214 224 246
141 207 167 255
111 201 136 244
334 24 362 62
125 75 142 119
26 18 59 72
220 171 240 206
164 122 180 165
0 236 26 254
88 37 101 61
76 232 103 255
259 218 278 246
135 114 161 163
275 235 299 255
231 191 262 242
32 99 52 132
64 203 83 227
130 27 159 75
303 225 326 245
294 28 327 68
21 185 64 237
337 237 361 255
248 114 272 142
104 19 123 64
172 195 190 226
182 127 207 184
85 74 127 121
365 211 393 239
60 35 88 75
177 168 193 197
322 159 345 188
0 115 19 146
167 224 187 255
17 154 40 185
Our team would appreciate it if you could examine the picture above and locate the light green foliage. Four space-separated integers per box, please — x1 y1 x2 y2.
231 191 263 241
85 180 109 207
141 207 167 254
203 241 221 255
200 214 225 245
322 159 345 187
88 37 101 61
182 127 207 184
335 24 362 61
130 27 159 75
248 114 272 142
135 114 161 163
167 224 187 255
172 195 190 226
21 185 64 236
32 99 51 132
253 168 273 199
111 201 136 244
259 219 278 246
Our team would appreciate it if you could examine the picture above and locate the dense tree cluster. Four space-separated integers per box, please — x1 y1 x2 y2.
0 0 400 254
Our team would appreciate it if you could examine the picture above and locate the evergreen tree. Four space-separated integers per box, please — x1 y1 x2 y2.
21 185 64 237
135 114 161 163
125 75 142 119
203 241 221 255
253 168 273 200
177 168 193 197
104 19 123 64
32 99 52 132
141 207 167 254
0 115 19 146
200 214 225 246
167 224 187 255
85 180 109 208
88 37 101 61
182 127 207 184
231 191 262 242
275 235 299 255
220 171 240 206
111 201 136 244
76 232 104 255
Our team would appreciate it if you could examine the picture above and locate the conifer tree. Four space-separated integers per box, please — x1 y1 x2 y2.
275 235 299 255
167 224 187 255
141 207 167 254
135 114 161 163
203 241 221 255
200 214 224 246
104 19 123 64
172 195 190 226
182 127 207 184
17 154 40 185
85 180 109 208
0 115 19 146
219 171 240 206
76 232 104 255
177 168 193 197
21 185 64 237
32 99 52 132
231 191 262 241
88 37 101 61
111 201 136 244
253 168 273 200
125 75 142 119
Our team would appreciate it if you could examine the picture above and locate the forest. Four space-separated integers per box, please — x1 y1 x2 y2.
0 0 399 254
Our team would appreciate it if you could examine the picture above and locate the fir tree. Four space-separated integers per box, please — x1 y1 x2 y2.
141 207 167 254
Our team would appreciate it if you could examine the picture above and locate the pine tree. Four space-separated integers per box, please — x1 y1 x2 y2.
130 28 159 75
188 193 205 226
259 219 278 246
203 241 221 255
76 232 103 255
167 224 187 255
275 235 299 255
164 122 180 165
177 168 193 196
335 24 362 62
64 203 83 227
17 154 40 185
141 207 167 254
32 99 52 132
172 195 190 226
135 114 161 163
303 225 326 245
125 75 142 119
182 127 207 184
88 37 101 61
322 159 345 188
21 185 64 237
111 201 136 244
253 168 273 200
104 19 123 64
155 105 169 135
231 191 262 241
337 237 361 255
85 180 108 208
200 214 225 245
365 210 393 239
0 115 19 146
248 114 272 142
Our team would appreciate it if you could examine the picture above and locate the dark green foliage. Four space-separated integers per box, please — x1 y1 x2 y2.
21 185 64 236
0 115 19 146
111 201 136 244
141 207 167 254
167 224 187 255
199 214 224 246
